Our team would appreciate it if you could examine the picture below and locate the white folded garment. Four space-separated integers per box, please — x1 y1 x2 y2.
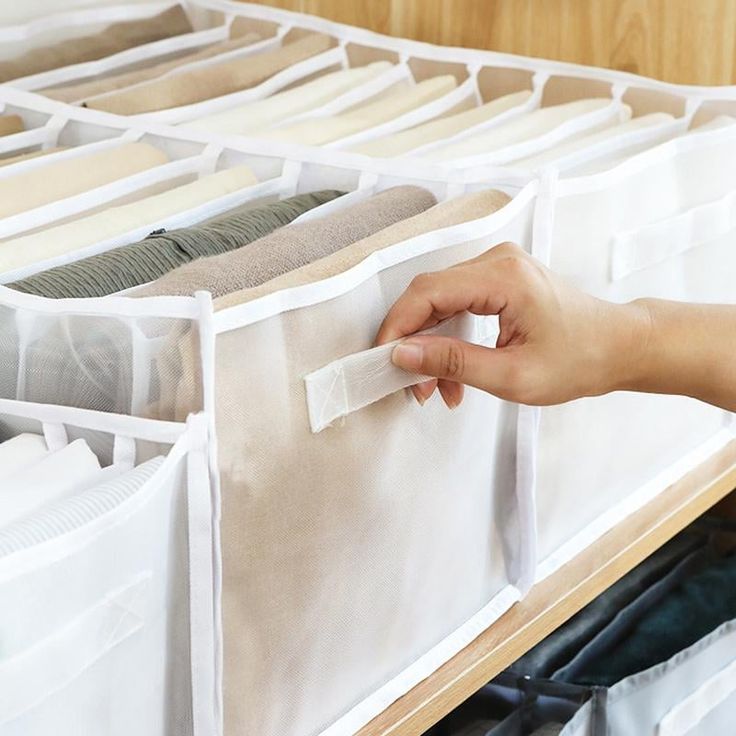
510 111 675 168
0 433 49 482
0 164 258 275
183 61 394 135
0 455 164 557
421 98 618 162
0 438 105 526
348 89 533 157
259 75 458 146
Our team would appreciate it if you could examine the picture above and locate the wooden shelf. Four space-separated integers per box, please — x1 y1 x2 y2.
356 439 736 736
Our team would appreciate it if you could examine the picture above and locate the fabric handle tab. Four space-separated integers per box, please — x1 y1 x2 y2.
304 312 498 433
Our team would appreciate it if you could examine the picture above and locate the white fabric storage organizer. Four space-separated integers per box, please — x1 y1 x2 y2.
0 3 735 736
0 398 217 736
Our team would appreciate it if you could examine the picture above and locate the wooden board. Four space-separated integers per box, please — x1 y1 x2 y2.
244 0 736 86
355 439 736 736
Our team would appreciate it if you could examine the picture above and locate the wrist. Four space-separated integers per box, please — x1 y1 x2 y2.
594 298 655 395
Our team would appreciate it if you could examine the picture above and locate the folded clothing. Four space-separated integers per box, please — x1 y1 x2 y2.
0 6 193 83
85 32 334 115
260 75 458 146
0 455 164 557
136 185 438 298
0 433 49 483
215 188 511 310
0 141 169 219
0 439 104 526
422 98 622 162
511 111 675 169
0 163 258 275
349 90 533 157
572 552 736 686
10 190 345 298
0 114 24 137
44 30 262 104
509 530 706 679
0 146 65 167
184 61 393 135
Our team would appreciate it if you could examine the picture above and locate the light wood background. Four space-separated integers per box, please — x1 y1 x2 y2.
246 0 736 86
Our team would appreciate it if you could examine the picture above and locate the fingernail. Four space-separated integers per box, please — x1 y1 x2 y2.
392 340 424 372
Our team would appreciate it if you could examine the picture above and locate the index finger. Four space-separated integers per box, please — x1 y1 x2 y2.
374 260 510 345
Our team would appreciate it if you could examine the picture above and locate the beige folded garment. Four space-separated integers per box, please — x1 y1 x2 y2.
136 185 438 299
0 164 258 274
259 75 458 146
0 142 169 219
349 90 533 157
85 32 333 115
422 98 623 162
690 114 736 132
0 6 193 83
184 61 393 135
216 188 511 311
43 32 262 103
0 147 65 167
0 114 24 137
511 111 674 168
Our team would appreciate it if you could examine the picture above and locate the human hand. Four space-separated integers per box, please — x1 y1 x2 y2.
375 242 650 408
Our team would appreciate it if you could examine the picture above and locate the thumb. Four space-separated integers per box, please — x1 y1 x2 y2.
391 335 514 396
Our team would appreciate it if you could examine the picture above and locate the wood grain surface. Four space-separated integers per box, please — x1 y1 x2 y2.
245 0 736 85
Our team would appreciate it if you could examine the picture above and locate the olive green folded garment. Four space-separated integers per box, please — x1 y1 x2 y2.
215 188 511 310
0 141 168 219
0 6 193 83
136 185 437 298
9 190 345 299
0 115 24 137
43 31 262 103
85 32 333 115
0 147 65 167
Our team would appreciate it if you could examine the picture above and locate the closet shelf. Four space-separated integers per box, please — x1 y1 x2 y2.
357 440 736 736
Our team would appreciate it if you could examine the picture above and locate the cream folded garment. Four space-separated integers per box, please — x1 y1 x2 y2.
136 185 438 298
348 89 533 157
0 146 65 167
44 31 262 104
258 75 458 146
0 142 169 219
421 98 621 162
184 61 394 135
0 433 49 482
510 111 675 168
690 115 736 132
0 6 193 83
0 439 105 527
216 188 511 310
0 114 24 137
0 164 258 275
85 32 334 115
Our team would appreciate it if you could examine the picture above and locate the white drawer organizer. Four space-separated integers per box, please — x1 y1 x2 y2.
0 2 735 735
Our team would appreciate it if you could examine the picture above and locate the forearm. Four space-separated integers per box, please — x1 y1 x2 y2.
606 298 736 412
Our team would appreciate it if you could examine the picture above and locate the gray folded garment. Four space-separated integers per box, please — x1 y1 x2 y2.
8 190 345 299
135 185 438 298
0 6 193 82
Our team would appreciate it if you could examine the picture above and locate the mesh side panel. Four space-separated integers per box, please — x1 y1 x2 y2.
0 305 203 421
